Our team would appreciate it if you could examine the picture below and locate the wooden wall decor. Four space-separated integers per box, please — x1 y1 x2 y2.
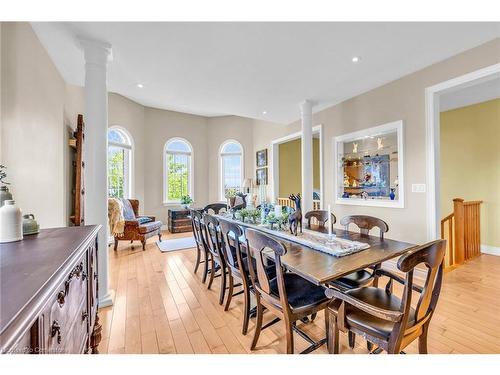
69 114 85 226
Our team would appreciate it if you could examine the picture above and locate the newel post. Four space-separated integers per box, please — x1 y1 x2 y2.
453 198 465 264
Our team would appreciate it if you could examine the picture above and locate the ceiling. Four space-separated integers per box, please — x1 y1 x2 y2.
440 76 500 112
31 22 500 124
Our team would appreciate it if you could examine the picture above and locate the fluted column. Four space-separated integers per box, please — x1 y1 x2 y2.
80 38 114 307
300 100 314 214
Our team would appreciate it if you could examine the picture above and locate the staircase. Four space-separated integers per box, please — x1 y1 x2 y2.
441 198 482 269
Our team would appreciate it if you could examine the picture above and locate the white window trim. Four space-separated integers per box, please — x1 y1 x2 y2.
163 137 194 205
333 120 405 208
219 139 244 202
107 126 134 199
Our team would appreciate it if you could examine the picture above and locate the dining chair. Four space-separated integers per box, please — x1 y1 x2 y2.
304 210 337 229
202 213 228 305
190 209 208 278
325 239 446 354
219 218 277 335
203 203 228 214
245 228 330 354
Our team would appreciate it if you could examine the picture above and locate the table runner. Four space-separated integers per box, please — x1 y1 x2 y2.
217 214 370 258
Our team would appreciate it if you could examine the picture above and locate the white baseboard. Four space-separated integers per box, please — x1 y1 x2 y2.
481 244 500 256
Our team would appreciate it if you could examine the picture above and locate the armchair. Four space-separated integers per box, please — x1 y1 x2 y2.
113 199 163 251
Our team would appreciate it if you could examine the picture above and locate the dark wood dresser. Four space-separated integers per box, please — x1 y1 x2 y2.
0 225 102 354
168 209 192 233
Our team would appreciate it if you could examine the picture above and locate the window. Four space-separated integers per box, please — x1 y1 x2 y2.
220 140 243 200
107 127 132 198
164 138 193 203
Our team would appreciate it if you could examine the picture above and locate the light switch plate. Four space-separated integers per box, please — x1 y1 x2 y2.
412 184 426 193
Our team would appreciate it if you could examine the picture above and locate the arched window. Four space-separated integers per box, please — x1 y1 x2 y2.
164 138 193 203
107 127 132 198
220 140 243 200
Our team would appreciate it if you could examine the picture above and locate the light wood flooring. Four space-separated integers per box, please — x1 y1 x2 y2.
98 231 500 354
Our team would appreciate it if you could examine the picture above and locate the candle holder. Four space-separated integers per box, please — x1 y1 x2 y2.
326 232 337 245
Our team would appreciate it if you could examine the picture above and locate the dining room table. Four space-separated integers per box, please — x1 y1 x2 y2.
215 214 417 286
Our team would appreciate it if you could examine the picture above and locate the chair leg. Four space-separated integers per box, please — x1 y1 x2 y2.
224 273 234 311
348 331 356 349
158 231 162 242
332 317 340 354
130 240 133 244
218 265 227 305
310 312 317 322
418 323 429 354
194 245 202 274
114 238 119 251
250 296 263 350
285 321 294 354
202 252 210 284
141 239 146 251
207 258 215 289
242 284 251 335
367 341 374 352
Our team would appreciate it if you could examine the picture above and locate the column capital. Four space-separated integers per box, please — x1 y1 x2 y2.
79 37 113 66
300 100 315 114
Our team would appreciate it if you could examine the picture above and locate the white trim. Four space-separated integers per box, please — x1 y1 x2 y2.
107 125 134 199
481 244 500 256
333 120 405 209
270 124 323 204
425 63 500 241
218 139 244 201
163 137 194 204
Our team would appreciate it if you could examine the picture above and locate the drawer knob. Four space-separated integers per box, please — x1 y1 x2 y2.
82 311 89 321
51 320 62 344
57 291 66 306
82 271 87 281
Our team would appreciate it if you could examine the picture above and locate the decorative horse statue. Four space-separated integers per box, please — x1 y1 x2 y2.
231 192 247 218
288 194 302 236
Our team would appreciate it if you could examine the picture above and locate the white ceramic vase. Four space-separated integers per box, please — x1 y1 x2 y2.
0 200 23 243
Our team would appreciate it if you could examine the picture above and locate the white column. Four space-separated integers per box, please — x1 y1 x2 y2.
300 100 314 214
80 38 114 308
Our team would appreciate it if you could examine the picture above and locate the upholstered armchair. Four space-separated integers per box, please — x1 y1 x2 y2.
114 199 163 251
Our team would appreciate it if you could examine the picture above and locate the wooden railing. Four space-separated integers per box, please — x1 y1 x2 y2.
277 197 321 210
441 198 482 269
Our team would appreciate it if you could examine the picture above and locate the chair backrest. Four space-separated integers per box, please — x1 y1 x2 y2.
218 218 245 275
190 209 205 248
203 203 228 214
304 210 337 229
340 215 389 239
397 239 446 323
202 213 223 260
245 228 290 313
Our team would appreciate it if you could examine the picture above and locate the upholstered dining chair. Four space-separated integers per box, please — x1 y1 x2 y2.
325 239 446 354
245 228 330 354
304 210 337 229
190 209 208 279
202 213 229 306
203 203 228 214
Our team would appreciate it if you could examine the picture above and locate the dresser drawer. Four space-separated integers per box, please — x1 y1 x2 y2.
45 254 88 353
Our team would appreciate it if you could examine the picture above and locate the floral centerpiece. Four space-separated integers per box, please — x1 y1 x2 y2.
225 188 238 208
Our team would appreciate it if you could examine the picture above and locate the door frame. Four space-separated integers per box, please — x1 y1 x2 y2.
425 63 500 240
270 124 324 207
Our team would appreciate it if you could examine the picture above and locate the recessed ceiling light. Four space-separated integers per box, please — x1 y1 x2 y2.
351 56 360 63
262 111 267 115
136 83 144 88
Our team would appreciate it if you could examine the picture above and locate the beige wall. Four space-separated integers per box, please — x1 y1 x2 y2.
1 22 68 228
440 99 500 248
254 38 500 244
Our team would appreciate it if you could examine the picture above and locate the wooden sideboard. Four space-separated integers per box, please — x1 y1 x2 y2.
168 209 192 233
0 225 102 354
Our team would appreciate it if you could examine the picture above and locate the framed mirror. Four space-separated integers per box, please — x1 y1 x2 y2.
334 120 404 208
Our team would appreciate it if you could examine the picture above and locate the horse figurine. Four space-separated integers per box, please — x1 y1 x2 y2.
231 192 247 218
288 194 302 236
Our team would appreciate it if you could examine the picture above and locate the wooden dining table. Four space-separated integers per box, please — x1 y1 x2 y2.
216 215 417 286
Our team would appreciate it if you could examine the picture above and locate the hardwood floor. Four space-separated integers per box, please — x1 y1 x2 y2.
98 231 500 354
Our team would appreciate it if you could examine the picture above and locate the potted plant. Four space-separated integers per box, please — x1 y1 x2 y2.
225 188 237 208
248 208 260 224
180 195 193 209
0 165 12 207
238 208 249 223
